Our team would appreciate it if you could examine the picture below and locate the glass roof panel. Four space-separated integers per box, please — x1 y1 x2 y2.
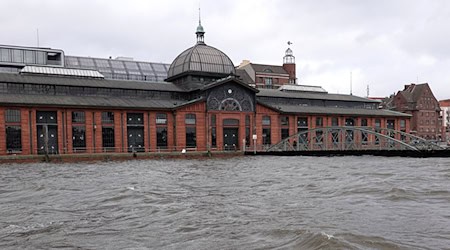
79 57 95 67
138 62 153 71
152 63 166 72
124 61 139 70
110 60 125 69
65 56 80 67
95 59 110 68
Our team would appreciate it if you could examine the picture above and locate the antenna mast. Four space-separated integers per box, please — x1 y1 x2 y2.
350 71 353 95
36 28 40 47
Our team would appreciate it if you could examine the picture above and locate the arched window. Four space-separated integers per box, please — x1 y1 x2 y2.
220 98 241 111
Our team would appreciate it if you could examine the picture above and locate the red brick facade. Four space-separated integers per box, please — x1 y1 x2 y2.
392 83 441 140
0 102 410 156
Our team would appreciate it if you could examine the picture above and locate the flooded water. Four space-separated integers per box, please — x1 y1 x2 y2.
1 156 449 249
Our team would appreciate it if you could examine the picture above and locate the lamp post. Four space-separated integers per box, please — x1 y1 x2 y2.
253 134 257 154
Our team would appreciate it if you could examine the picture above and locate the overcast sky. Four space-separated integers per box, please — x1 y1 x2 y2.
2 0 450 100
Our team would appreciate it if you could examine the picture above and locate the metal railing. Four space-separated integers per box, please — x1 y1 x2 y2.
266 126 446 152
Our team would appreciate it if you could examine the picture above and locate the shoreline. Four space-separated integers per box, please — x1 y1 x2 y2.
0 151 245 164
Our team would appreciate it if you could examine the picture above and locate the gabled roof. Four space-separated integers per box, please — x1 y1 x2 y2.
398 83 429 103
201 76 259 93
235 69 253 84
250 63 288 75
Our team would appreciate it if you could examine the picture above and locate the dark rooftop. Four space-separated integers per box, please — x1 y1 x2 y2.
259 101 411 117
0 72 185 92
257 89 380 103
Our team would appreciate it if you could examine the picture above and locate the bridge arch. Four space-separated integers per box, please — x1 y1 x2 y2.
266 126 445 152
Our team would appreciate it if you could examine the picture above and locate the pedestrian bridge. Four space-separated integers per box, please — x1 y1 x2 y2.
266 126 446 152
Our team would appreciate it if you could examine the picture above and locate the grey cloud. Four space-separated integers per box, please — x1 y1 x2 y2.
1 0 450 99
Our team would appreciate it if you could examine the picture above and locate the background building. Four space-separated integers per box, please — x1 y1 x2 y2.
236 46 296 89
439 99 450 144
387 83 442 140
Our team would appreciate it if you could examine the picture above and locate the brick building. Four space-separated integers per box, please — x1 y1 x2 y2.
388 83 442 140
0 22 410 156
439 99 450 144
236 46 296 89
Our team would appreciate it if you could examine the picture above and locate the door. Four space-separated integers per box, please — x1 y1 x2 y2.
37 125 58 154
223 128 238 150
127 127 144 152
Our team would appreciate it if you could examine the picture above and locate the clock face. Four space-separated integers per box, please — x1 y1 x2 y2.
227 89 233 94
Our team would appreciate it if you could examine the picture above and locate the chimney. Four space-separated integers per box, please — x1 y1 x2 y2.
238 60 250 68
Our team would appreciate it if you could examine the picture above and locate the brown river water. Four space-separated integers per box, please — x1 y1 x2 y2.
1 156 449 249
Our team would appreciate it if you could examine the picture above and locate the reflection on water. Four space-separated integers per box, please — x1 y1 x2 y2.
1 156 449 249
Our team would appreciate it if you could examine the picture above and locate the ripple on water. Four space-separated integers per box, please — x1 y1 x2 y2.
0 156 449 249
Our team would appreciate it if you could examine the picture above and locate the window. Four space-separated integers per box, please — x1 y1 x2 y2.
72 126 86 151
281 128 289 140
6 126 22 152
387 119 395 129
297 117 308 143
1 48 12 62
5 109 21 123
36 111 57 124
72 111 86 152
211 115 217 148
332 117 339 127
186 127 196 148
375 119 381 145
315 131 324 144
127 113 144 125
220 99 241 111
264 78 273 86
24 50 36 64
185 114 196 148
262 115 271 145
400 119 406 129
375 119 381 128
101 112 114 124
12 49 24 63
156 113 168 149
185 114 196 125
101 112 114 151
245 115 250 147
262 128 271 145
102 127 115 149
281 116 289 126
72 111 85 123
297 117 308 128
361 118 368 127
345 118 355 126
262 116 271 126
316 117 323 127
127 113 144 152
281 116 289 140
156 113 167 124
156 127 168 149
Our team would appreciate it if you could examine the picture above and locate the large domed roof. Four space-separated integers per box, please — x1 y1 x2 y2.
166 21 235 81
167 44 235 80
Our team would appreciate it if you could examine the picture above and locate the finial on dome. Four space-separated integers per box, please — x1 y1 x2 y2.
196 7 205 44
